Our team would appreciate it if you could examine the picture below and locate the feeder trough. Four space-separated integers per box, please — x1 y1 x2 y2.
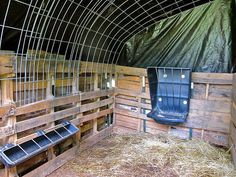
147 67 191 125
0 121 79 168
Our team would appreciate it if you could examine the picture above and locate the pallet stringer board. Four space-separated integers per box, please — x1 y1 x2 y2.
1 75 18 177
230 73 236 167
46 73 56 161
93 73 99 135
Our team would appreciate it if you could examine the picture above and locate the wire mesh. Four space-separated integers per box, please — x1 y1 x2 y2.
0 0 213 106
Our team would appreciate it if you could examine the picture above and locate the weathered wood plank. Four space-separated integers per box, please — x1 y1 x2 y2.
116 65 146 76
192 72 233 85
80 126 113 151
73 108 113 125
114 108 228 146
0 105 15 119
116 114 139 130
115 94 231 114
80 61 115 74
13 79 75 91
0 126 15 139
229 137 236 167
114 107 230 133
15 89 114 115
23 146 78 177
190 99 231 113
14 59 115 74
231 102 236 127
233 74 236 104
230 122 236 147
116 65 233 85
0 56 14 75
16 98 113 133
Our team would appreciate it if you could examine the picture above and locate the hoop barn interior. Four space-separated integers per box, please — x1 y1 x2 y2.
0 0 235 176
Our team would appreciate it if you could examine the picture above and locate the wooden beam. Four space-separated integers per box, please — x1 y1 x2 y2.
80 126 113 152
229 136 236 167
21 126 112 177
115 65 233 85
0 56 14 76
114 108 230 133
15 89 114 116
23 146 78 177
0 126 15 139
13 59 115 74
15 108 112 144
115 92 231 114
15 98 113 133
73 108 113 125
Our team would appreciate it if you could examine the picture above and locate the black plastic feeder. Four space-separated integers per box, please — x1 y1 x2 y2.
147 67 191 125
0 121 79 167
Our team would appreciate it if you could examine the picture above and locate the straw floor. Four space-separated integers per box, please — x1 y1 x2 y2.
48 133 236 177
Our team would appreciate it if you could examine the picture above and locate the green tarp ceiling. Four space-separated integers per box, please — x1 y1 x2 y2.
121 0 234 73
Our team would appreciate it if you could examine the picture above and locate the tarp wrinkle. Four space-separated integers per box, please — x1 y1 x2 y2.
121 0 233 73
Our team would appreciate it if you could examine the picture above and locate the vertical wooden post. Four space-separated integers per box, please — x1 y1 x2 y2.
93 73 99 135
1 77 17 177
137 76 143 132
111 71 118 127
46 74 56 160
205 83 210 100
108 72 114 127
72 77 81 145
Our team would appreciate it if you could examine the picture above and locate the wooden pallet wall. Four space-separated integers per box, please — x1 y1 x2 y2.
0 54 234 175
230 74 236 166
0 91 114 177
114 65 233 147
0 54 115 177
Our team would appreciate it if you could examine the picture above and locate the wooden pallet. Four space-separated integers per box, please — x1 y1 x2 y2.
0 53 234 175
0 53 115 177
114 65 232 147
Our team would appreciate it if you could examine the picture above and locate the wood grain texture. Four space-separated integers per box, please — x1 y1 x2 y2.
116 65 233 84
23 146 78 177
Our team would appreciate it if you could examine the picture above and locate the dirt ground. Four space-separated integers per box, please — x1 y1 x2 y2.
48 133 236 177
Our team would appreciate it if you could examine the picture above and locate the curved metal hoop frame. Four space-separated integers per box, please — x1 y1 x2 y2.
0 0 212 106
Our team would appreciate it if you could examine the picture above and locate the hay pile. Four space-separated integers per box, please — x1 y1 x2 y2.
54 133 236 177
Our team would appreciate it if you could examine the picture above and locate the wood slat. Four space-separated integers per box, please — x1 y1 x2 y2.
114 107 230 133
13 79 74 91
16 98 113 133
192 72 233 85
229 137 236 167
231 102 236 127
0 104 15 118
73 108 113 125
15 89 114 116
0 56 14 75
116 114 139 130
14 59 115 74
115 93 231 114
23 146 78 177
80 126 113 151
114 108 228 146
233 74 236 102
116 65 233 85
0 126 15 138
230 122 236 147
80 61 115 74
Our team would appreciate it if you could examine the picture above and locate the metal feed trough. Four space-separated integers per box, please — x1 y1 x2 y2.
0 121 79 168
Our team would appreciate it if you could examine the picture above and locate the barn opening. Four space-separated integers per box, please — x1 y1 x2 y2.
0 0 236 176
